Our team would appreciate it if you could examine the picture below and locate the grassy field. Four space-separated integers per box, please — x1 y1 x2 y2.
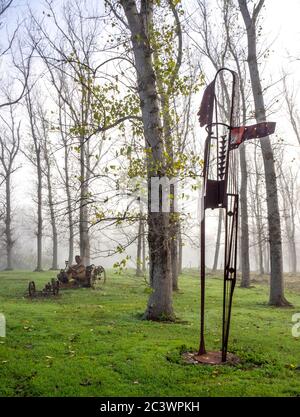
0 269 300 397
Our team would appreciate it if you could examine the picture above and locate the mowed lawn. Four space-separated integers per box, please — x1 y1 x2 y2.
0 269 300 397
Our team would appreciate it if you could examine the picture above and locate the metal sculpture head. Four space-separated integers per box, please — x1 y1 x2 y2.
195 68 276 364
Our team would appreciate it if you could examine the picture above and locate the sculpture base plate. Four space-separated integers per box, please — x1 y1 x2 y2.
184 351 240 365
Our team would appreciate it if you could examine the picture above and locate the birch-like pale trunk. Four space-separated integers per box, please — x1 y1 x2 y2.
178 223 183 275
79 137 90 266
212 210 222 272
239 0 290 305
0 116 19 271
254 149 264 276
142 220 146 273
121 0 174 320
5 173 13 270
36 145 43 272
64 139 74 266
152 48 179 292
43 142 58 270
136 217 143 276
26 94 43 272
279 169 297 274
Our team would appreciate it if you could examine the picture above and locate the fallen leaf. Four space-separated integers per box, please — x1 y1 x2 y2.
285 363 296 369
80 379 92 386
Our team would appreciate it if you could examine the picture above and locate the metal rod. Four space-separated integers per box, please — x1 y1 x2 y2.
199 213 206 355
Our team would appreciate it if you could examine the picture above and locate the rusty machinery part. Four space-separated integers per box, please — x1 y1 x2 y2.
196 67 276 363
90 265 106 289
85 264 95 288
28 281 36 297
57 269 68 284
51 278 60 295
27 279 59 298
95 265 106 284
42 282 52 294
56 265 106 290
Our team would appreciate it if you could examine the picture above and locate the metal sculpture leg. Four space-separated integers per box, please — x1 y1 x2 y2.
198 198 238 363
222 194 238 361
199 214 206 355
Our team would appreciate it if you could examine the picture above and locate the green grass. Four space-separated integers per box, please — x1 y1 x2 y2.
0 269 300 397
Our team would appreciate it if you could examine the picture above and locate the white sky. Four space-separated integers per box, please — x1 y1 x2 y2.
265 0 300 58
265 0 300 94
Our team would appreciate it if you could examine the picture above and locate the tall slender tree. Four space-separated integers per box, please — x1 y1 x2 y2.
39 108 59 270
238 0 291 305
25 91 43 272
118 0 176 319
0 106 20 270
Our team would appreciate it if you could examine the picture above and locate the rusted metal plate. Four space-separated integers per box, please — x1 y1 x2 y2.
197 81 215 127
204 179 226 209
230 122 276 149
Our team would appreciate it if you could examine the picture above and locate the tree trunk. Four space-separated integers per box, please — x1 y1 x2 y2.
178 224 183 274
239 0 290 306
250 210 259 272
170 184 178 291
239 144 251 287
289 238 297 274
79 137 90 266
257 230 264 276
212 210 222 272
235 50 251 286
121 0 174 320
5 173 13 270
136 217 143 276
252 144 264 276
64 144 74 266
283 210 297 274
153 47 179 291
264 241 270 274
280 173 297 274
142 219 146 273
171 220 179 290
44 144 58 270
35 146 43 272
147 210 173 320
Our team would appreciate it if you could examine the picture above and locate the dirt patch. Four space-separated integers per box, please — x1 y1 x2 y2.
182 351 240 365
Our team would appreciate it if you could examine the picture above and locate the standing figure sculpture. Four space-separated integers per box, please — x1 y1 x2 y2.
196 68 276 363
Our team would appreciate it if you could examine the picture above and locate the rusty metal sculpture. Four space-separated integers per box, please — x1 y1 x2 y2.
86 264 107 289
195 68 276 364
57 262 106 289
28 278 59 298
